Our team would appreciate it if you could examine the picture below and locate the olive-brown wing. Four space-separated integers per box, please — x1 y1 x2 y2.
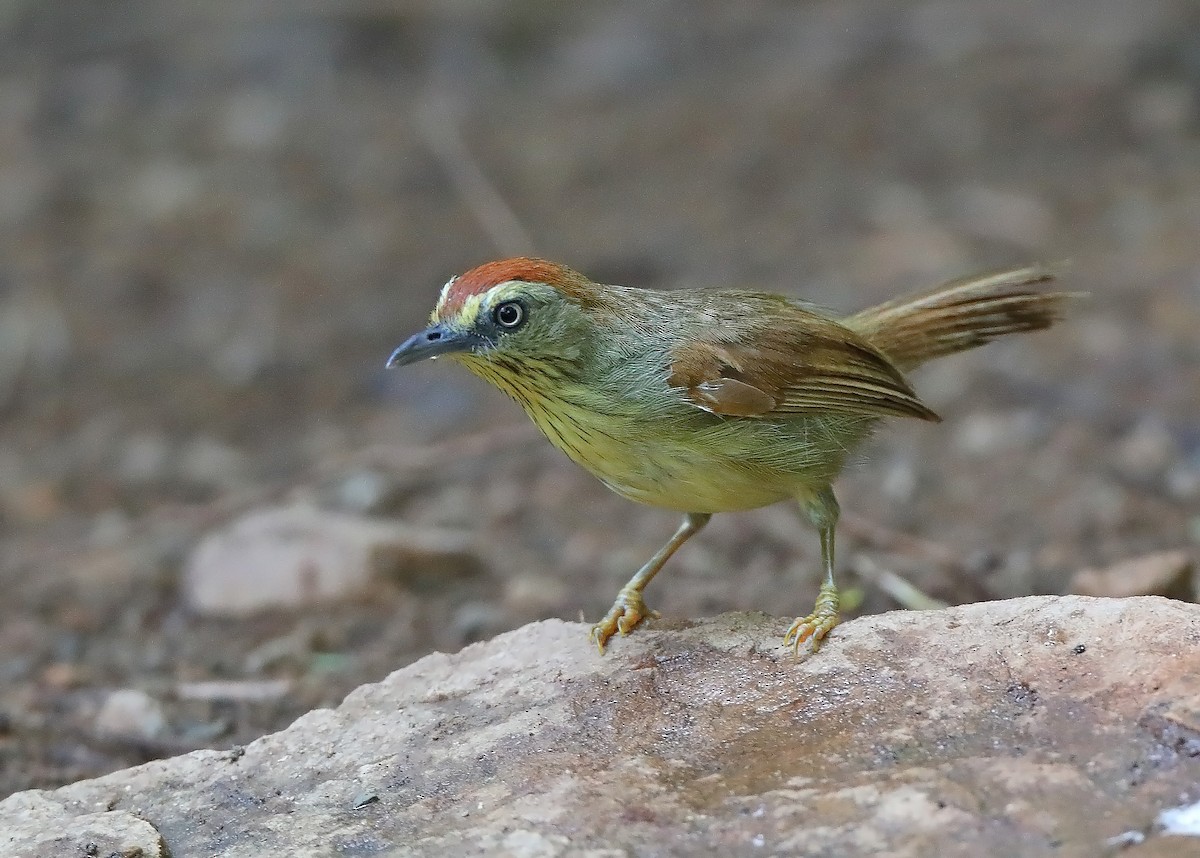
668 312 940 422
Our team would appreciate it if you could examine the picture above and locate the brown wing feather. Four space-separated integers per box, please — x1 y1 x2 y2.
668 309 940 422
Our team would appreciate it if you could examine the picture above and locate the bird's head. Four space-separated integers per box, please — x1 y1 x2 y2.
386 257 605 374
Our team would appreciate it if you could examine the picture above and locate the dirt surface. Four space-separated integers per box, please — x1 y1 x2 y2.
1 2 1198 797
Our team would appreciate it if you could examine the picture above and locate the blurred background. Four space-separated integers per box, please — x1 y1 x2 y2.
2 0 1199 795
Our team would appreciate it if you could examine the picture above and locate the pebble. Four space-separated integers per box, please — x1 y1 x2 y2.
94 689 167 739
1158 798 1200 837
183 505 480 616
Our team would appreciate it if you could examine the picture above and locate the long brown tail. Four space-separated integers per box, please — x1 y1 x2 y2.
844 266 1076 371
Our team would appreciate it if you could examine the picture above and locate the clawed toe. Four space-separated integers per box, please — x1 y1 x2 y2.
589 588 658 653
783 581 841 654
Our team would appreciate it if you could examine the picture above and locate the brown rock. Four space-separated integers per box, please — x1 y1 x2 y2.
1069 550 1194 600
2 596 1199 856
182 505 479 616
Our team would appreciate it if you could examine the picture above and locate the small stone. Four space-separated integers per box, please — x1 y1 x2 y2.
1103 830 1144 850
1158 799 1200 836
183 505 480 616
1069 550 1194 601
94 689 167 740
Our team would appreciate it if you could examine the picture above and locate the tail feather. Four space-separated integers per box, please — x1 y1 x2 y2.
844 266 1077 371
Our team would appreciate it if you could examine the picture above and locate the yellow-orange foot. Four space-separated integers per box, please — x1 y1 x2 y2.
783 581 841 654
589 587 660 653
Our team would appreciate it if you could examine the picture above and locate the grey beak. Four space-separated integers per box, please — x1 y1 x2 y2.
386 324 484 368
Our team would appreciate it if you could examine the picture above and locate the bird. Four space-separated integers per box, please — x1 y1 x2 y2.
387 257 1074 654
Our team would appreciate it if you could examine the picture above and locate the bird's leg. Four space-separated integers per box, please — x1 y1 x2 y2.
784 486 842 654
590 512 711 653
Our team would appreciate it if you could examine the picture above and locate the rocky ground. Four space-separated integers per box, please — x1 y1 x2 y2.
1 0 1198 808
4 598 1200 856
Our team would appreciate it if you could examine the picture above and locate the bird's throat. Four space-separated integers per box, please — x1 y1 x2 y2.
460 353 630 477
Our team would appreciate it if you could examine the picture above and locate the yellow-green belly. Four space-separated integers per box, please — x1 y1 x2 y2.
463 356 875 513
521 395 871 514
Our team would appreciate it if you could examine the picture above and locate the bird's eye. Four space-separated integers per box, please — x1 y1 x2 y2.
493 300 526 329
